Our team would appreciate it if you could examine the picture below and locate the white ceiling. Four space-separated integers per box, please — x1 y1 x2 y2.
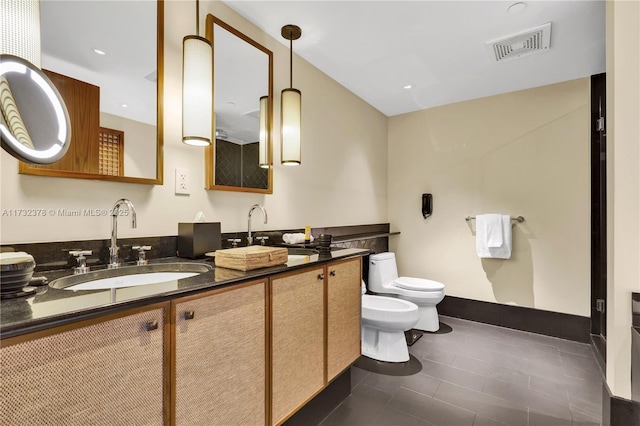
39 0 157 125
222 0 606 117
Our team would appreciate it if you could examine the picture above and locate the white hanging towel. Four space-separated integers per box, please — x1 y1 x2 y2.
476 214 512 259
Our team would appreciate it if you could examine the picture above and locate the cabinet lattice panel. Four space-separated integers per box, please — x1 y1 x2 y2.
327 258 362 381
271 268 325 425
174 282 266 426
0 309 165 426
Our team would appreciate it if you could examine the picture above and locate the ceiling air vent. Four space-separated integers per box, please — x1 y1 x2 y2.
486 22 551 63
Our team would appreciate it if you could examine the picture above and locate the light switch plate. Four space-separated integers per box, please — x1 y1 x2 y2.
175 168 190 195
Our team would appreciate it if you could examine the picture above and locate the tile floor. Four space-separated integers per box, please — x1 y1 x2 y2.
319 316 604 426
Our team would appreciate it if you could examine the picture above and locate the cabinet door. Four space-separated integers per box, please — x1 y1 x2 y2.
327 258 362 381
173 280 266 426
271 267 325 425
0 305 167 425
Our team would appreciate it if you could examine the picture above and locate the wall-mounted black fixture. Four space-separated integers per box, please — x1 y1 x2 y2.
422 193 433 219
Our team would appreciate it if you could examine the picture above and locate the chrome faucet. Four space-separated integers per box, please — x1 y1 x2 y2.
109 198 137 268
247 204 267 246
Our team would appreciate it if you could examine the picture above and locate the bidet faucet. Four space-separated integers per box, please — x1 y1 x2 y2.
109 198 137 268
247 204 267 246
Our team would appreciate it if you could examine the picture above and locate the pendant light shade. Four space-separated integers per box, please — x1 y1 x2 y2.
182 0 212 147
280 24 301 166
258 95 270 168
280 88 301 165
0 0 41 68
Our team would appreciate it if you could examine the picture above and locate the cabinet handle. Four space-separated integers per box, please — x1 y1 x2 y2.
317 273 325 281
184 310 195 320
329 270 336 277
145 320 159 331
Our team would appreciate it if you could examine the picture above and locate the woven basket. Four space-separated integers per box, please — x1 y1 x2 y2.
215 246 288 271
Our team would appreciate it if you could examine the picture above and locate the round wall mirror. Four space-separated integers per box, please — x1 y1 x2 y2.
0 54 71 164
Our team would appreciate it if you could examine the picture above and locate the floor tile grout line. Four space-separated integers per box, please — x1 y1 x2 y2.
424 328 567 363
380 398 433 426
428 357 587 417
439 315 593 349
393 385 479 424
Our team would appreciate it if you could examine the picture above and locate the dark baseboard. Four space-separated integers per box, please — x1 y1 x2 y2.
283 368 351 426
438 295 590 343
602 382 640 426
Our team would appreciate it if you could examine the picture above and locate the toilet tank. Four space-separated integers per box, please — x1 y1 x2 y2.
368 252 398 292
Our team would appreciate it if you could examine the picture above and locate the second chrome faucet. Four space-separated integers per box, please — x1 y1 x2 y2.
247 204 267 246
109 198 137 268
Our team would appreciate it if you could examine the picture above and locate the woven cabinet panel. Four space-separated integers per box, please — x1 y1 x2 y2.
0 309 165 426
327 259 362 381
271 268 325 425
174 282 266 426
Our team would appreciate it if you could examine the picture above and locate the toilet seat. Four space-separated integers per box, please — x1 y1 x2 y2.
394 277 444 292
362 295 419 331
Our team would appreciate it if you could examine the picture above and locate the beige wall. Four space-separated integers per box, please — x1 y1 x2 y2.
606 0 640 401
388 78 591 317
0 0 388 244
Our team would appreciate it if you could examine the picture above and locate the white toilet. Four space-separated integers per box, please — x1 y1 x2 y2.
361 293 419 362
368 252 445 332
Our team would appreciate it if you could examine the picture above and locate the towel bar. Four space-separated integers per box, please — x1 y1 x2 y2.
465 215 525 223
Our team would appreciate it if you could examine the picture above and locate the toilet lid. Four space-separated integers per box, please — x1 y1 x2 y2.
394 277 444 292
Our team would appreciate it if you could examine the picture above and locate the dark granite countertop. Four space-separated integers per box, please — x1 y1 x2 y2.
1 248 368 339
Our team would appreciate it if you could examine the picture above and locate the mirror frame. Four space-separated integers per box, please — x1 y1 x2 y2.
205 14 273 194
17 0 164 185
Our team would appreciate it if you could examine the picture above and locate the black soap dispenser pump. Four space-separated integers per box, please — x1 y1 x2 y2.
422 194 433 219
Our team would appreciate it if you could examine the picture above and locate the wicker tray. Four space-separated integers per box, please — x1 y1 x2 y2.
214 246 288 271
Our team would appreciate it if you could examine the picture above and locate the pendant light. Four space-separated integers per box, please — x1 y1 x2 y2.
280 24 301 166
258 95 269 168
182 0 212 146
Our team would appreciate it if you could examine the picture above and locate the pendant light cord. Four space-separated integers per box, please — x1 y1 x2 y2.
289 38 293 89
195 0 200 37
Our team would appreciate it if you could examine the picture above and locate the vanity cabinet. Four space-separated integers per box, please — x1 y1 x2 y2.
0 254 364 426
270 257 362 425
172 280 267 426
326 257 362 381
0 304 168 425
271 266 326 425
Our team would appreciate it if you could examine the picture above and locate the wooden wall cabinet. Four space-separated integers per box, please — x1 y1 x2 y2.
28 70 101 174
0 304 168 425
172 280 267 426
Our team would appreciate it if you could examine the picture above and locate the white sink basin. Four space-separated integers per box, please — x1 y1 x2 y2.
49 262 212 290
287 255 309 261
65 271 199 290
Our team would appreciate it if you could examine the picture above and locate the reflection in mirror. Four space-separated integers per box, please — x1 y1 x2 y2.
17 0 163 184
205 16 273 193
0 55 71 164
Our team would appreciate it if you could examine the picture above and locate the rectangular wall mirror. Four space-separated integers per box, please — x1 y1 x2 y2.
205 15 273 193
18 0 164 185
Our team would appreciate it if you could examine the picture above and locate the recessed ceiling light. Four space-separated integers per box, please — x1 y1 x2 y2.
93 48 106 55
507 2 527 15
121 103 128 108
403 85 412 90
